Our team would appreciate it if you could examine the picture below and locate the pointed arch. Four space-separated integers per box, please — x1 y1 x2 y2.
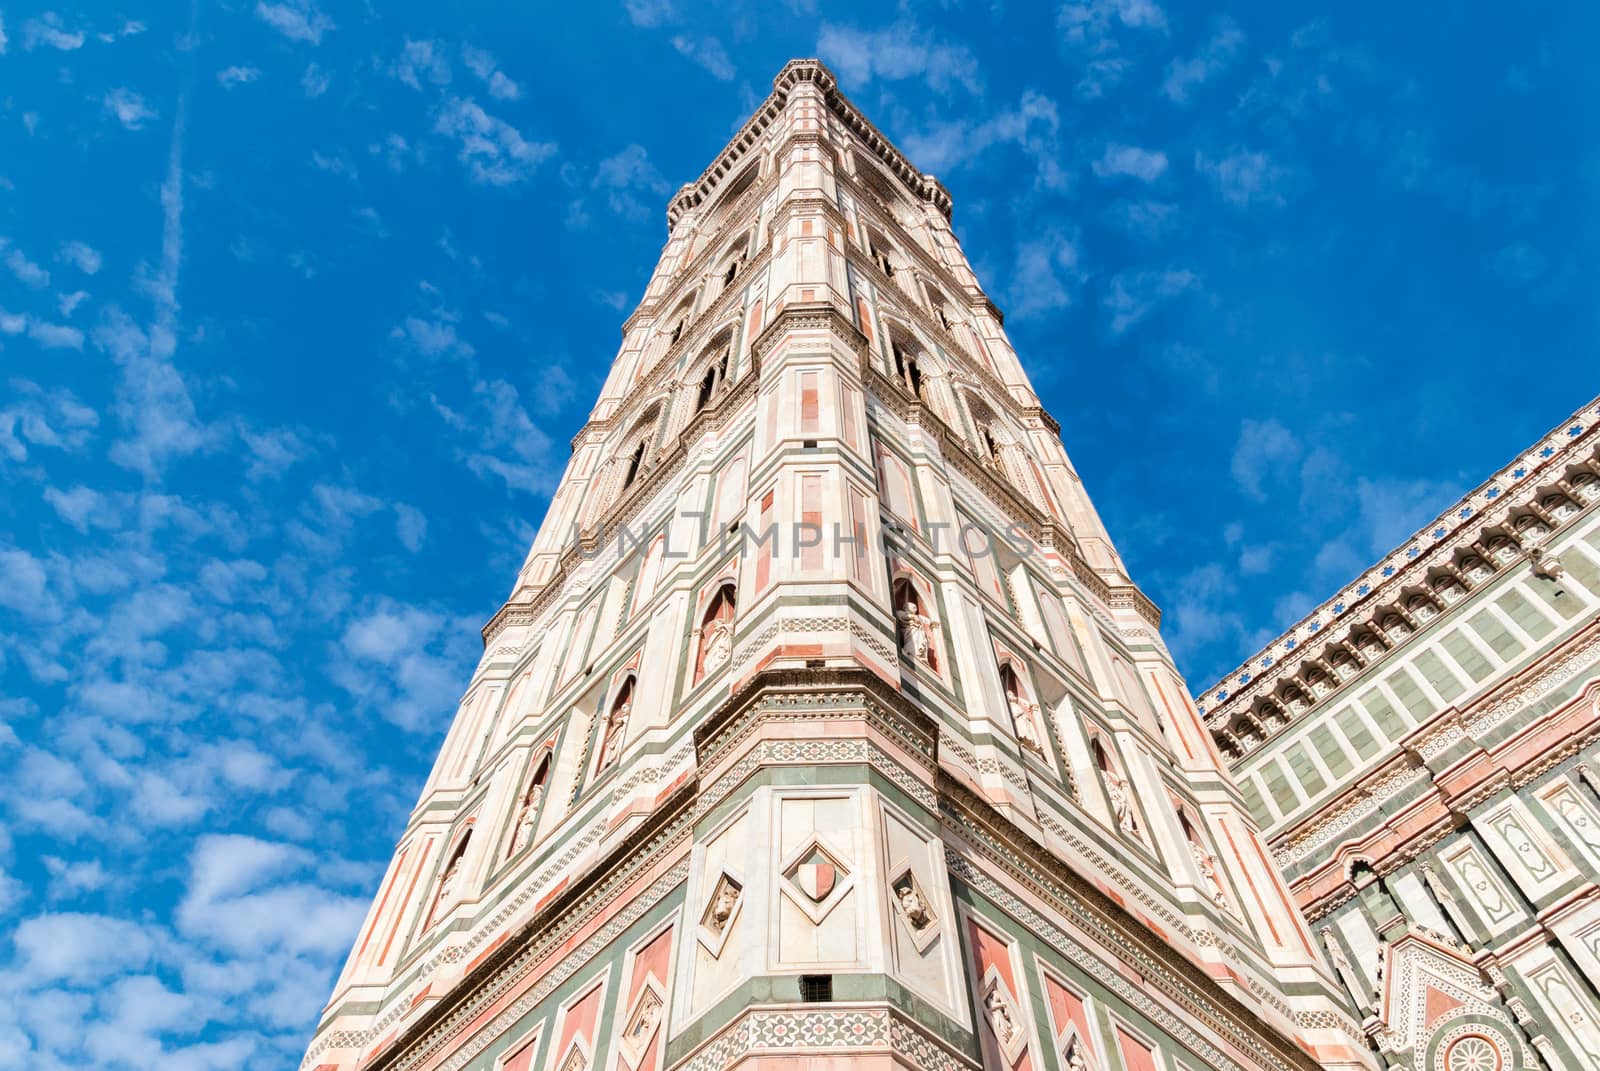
891 568 940 672
690 327 735 414
694 580 737 683
429 826 473 926
507 750 552 857
597 675 635 773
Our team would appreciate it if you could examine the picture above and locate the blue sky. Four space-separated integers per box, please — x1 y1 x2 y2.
1 1 1596 1065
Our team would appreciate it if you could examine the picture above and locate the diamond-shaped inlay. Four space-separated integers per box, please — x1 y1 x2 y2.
778 836 856 926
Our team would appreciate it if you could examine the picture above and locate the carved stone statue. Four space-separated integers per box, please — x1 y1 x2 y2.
1103 766 1137 835
701 616 733 674
1188 839 1227 906
708 881 739 932
628 993 661 1040
512 785 542 853
600 699 630 769
1008 691 1044 754
436 856 460 909
1063 1037 1090 1071
896 882 930 930
895 597 936 666
984 987 1016 1047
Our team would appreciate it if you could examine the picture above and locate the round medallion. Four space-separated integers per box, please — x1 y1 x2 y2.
1444 1034 1502 1071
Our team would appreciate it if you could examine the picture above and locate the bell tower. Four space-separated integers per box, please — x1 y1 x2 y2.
301 59 1375 1071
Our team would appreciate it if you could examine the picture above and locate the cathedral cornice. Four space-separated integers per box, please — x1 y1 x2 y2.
1201 395 1600 749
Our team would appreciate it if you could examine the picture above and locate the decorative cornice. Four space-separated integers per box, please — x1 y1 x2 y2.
1202 395 1600 736
667 59 952 230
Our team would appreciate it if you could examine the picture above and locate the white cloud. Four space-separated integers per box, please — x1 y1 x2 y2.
0 14 8 54
216 65 261 89
58 290 89 316
391 315 474 359
899 90 1061 183
28 320 84 350
300 63 330 98
591 144 670 220
671 34 735 81
59 240 102 274
1196 148 1285 207
1058 0 1167 98
0 383 98 463
13 913 159 984
22 12 84 51
334 600 470 730
463 45 521 100
818 20 981 95
1091 143 1168 182
310 150 357 179
104 88 158 130
394 504 427 552
624 0 675 27
1163 17 1245 102
1101 268 1199 333
393 38 450 90
1008 230 1084 318
1230 417 1302 500
4 243 50 287
433 97 556 186
1109 199 1177 238
254 1 333 45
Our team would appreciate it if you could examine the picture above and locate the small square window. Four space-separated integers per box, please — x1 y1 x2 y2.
800 975 833 1002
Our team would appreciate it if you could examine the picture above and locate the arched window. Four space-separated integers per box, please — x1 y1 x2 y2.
693 336 732 414
623 440 646 489
892 576 938 671
925 284 955 332
890 337 923 399
509 753 551 856
664 292 697 348
695 583 737 682
598 677 634 772
867 227 899 280
707 164 758 231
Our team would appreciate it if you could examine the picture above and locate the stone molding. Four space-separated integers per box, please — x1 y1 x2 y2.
1202 397 1599 739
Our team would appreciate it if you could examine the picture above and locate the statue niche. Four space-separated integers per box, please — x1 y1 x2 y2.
893 576 940 672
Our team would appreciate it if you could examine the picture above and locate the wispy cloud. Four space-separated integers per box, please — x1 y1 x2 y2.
23 12 84 51
1008 229 1084 317
819 19 981 95
59 241 103 275
1101 268 1199 333
1163 17 1245 102
624 0 675 28
900 90 1063 188
254 1 333 45
433 97 556 186
104 88 158 131
590 144 671 221
4 241 51 288
671 34 735 81
300 63 331 98
1091 143 1168 182
1195 148 1285 207
217 66 261 90
463 45 521 100
393 39 450 90
1058 0 1168 99
1230 417 1302 500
